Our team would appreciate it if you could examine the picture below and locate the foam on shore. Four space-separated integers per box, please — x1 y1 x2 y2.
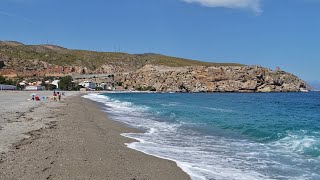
84 93 320 180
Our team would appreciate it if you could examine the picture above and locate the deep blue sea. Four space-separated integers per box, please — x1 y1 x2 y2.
84 92 320 180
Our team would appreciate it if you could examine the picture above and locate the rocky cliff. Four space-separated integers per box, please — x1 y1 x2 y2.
0 41 310 92
116 65 309 92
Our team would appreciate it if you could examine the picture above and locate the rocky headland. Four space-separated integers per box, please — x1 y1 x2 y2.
116 65 309 92
0 41 310 92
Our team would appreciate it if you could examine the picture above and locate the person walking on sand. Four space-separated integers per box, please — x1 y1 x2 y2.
53 90 57 102
57 92 61 101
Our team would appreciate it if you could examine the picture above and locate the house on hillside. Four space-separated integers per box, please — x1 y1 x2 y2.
79 81 96 89
97 82 113 90
29 81 42 86
19 81 27 86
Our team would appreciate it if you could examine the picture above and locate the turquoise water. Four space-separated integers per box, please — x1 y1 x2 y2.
84 92 320 180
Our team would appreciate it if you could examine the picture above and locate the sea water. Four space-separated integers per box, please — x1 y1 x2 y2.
83 92 320 180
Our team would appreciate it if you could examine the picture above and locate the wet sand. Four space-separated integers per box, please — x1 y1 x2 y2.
0 92 190 180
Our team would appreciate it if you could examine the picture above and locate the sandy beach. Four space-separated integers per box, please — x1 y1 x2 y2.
0 91 190 180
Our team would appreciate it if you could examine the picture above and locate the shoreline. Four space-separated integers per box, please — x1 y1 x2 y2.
0 91 190 180
81 96 191 179
88 94 202 180
93 90 311 94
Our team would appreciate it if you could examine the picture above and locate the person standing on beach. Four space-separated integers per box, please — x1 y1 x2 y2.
53 90 57 102
57 92 61 101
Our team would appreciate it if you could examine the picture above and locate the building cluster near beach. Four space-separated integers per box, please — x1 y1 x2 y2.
75 74 126 91
0 74 127 91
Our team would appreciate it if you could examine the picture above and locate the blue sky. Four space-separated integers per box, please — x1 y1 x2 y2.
0 0 319 81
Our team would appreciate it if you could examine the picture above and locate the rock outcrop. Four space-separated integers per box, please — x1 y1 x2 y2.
0 54 125 77
116 65 310 92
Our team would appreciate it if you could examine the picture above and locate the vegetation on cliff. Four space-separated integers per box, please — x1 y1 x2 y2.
0 41 242 71
0 75 17 85
58 76 80 91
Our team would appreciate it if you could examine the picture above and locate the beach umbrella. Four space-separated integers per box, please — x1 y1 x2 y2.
30 93 37 96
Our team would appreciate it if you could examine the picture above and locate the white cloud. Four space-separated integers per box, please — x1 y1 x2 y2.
182 0 262 13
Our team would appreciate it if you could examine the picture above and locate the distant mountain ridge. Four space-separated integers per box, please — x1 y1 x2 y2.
0 40 310 92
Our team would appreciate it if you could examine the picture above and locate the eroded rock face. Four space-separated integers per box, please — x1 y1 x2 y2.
0 55 125 77
116 65 310 92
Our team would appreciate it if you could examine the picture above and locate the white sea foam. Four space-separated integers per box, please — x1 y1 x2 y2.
83 93 320 180
160 102 181 107
204 107 234 113
271 130 320 157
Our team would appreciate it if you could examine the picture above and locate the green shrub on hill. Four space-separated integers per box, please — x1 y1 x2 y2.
58 76 78 91
0 75 17 85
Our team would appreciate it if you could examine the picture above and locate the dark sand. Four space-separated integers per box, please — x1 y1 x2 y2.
0 96 190 180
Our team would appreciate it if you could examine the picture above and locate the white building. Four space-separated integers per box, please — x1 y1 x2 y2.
98 83 113 90
51 80 60 89
79 81 96 89
25 86 45 91
0 84 16 90
19 81 27 86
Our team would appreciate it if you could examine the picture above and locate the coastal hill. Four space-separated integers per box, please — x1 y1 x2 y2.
0 41 310 92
